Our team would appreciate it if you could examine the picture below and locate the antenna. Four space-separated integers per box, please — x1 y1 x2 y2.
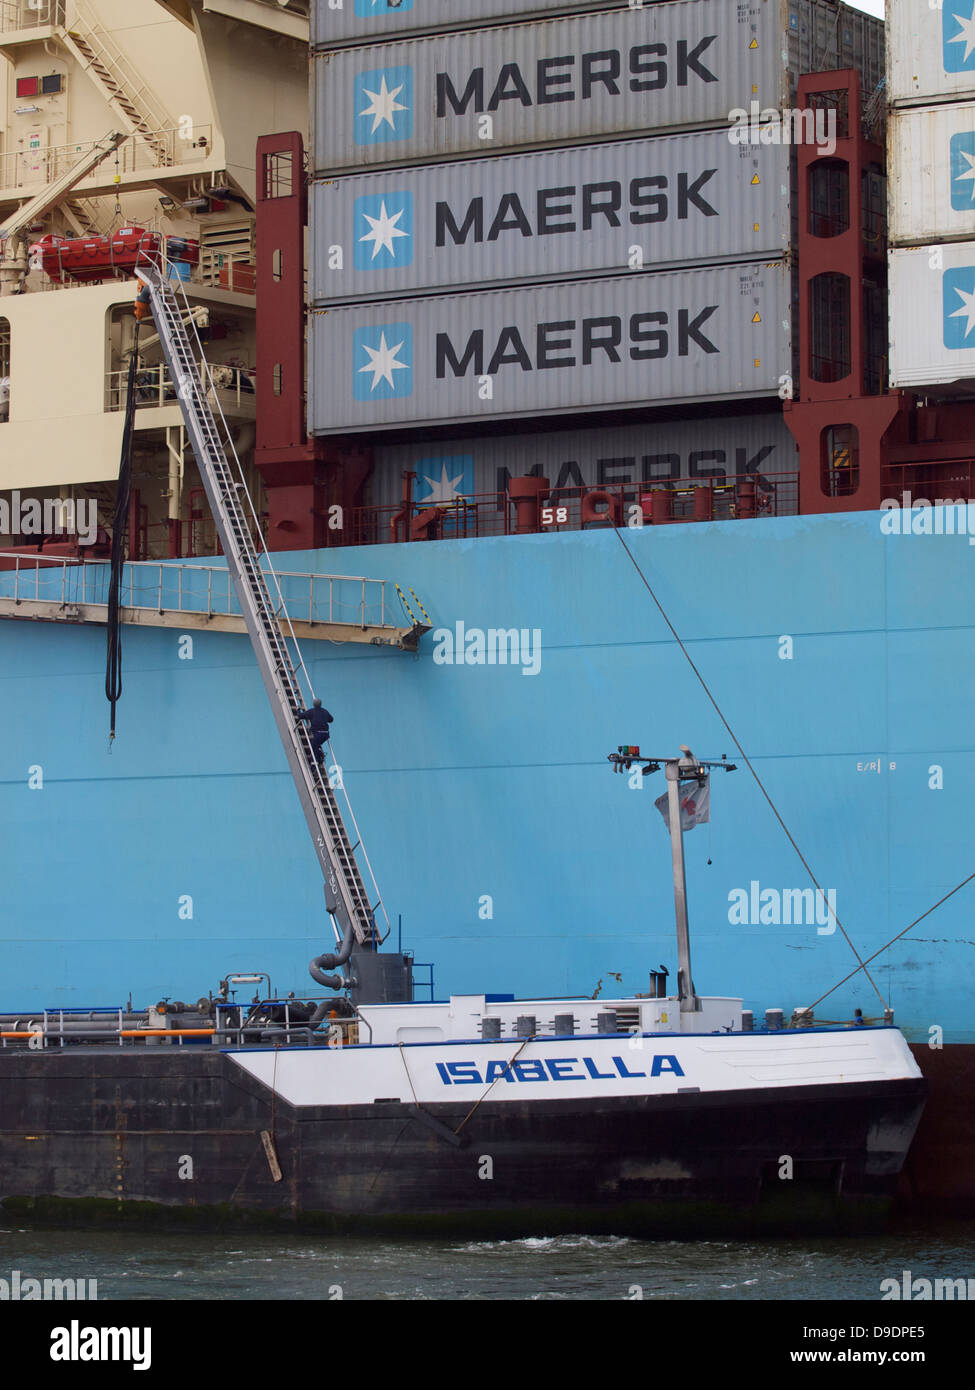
607 746 737 1013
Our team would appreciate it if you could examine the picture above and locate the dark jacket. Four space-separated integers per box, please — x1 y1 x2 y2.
299 706 333 733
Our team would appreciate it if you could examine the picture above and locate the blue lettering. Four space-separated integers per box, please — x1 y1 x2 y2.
436 1054 682 1084
446 1061 483 1084
545 1058 582 1081
583 1056 615 1080
650 1054 685 1077
484 1059 515 1083
612 1055 646 1079
512 1059 547 1082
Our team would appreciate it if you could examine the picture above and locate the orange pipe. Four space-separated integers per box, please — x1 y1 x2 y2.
1 1028 215 1038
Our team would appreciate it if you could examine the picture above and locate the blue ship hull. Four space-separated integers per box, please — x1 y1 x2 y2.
1 510 971 1052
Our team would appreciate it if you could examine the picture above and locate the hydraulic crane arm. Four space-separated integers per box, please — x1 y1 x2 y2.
0 130 127 294
127 303 208 358
133 264 381 959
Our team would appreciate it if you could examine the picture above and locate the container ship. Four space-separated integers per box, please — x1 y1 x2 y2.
0 0 972 1218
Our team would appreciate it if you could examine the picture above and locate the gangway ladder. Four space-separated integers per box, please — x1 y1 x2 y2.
133 264 380 950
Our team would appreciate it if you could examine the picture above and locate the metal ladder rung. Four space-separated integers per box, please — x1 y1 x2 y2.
140 264 382 951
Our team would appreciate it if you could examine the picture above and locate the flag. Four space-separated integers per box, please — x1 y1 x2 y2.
654 779 710 831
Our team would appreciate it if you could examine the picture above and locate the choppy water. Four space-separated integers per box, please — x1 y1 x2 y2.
1 1220 973 1300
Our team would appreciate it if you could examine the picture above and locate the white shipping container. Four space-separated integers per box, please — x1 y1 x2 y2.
312 0 882 174
889 103 975 246
313 6 769 173
313 0 884 84
310 134 791 303
888 0 975 107
308 260 790 433
313 0 625 48
889 241 975 388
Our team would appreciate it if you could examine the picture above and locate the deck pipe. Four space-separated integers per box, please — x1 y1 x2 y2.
308 916 355 994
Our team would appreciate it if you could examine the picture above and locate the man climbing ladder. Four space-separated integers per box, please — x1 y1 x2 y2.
298 699 333 766
132 263 381 952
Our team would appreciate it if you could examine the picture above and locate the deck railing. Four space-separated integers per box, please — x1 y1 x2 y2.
0 0 65 33
348 472 799 548
0 553 392 629
0 124 213 193
105 362 256 414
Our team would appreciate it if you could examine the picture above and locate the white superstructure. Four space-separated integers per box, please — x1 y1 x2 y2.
228 993 924 1110
0 1 306 551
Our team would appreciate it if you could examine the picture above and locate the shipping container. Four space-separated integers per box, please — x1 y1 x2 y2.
367 410 798 506
889 241 975 389
310 133 790 303
313 0 625 49
308 260 790 433
312 0 883 174
888 0 975 107
889 103 975 246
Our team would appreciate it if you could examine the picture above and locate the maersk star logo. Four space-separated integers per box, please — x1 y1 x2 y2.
414 456 474 505
353 66 413 145
943 267 975 349
353 192 413 271
353 324 413 401
950 132 975 210
355 0 414 15
944 0 975 72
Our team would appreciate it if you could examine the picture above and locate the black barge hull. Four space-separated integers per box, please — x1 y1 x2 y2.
0 1050 927 1235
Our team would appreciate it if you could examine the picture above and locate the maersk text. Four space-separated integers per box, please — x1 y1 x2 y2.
434 172 718 245
436 310 719 378
435 40 719 116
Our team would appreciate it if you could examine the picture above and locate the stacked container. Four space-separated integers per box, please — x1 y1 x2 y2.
308 0 882 502
888 0 975 389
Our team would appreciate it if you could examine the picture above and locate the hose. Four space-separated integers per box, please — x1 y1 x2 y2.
105 318 141 742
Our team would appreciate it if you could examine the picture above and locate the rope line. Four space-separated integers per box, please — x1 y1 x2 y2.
612 525 886 1008
397 1040 420 1106
454 1035 533 1136
805 871 975 1010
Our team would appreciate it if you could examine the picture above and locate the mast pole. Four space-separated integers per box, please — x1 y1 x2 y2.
608 744 734 1015
665 750 700 1013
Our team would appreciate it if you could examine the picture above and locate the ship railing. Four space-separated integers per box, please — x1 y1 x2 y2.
347 471 800 547
212 1026 319 1047
141 506 269 563
217 1001 373 1049
0 1024 298 1049
212 1023 364 1048
0 553 392 631
0 1007 329 1050
214 994 371 1048
0 123 213 197
0 1008 208 1048
105 362 256 415
0 1021 357 1050
881 461 975 506
0 0 64 33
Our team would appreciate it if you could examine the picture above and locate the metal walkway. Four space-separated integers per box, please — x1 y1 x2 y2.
135 264 386 948
0 554 426 650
